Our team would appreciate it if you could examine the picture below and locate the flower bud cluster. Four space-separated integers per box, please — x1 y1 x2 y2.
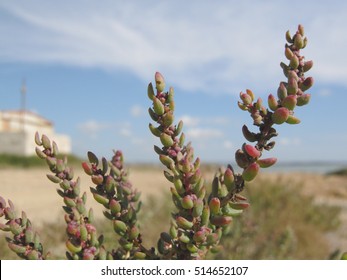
235 24 313 185
82 150 148 260
0 197 45 259
35 132 108 260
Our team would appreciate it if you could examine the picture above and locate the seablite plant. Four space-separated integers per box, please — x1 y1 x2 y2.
1 24 333 260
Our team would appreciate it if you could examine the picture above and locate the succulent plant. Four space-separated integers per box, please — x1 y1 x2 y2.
3 24 339 260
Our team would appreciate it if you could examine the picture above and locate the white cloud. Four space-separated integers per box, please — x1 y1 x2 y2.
1 1 347 94
130 105 146 117
77 119 133 140
317 88 333 97
223 140 234 150
78 120 110 134
186 128 223 139
279 137 301 146
179 115 230 127
180 115 200 127
119 128 132 137
78 120 110 136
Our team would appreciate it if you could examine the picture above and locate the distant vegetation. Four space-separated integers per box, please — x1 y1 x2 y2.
327 168 347 176
0 154 82 168
215 179 341 259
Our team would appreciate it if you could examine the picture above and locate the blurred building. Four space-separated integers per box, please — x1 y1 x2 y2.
0 110 71 156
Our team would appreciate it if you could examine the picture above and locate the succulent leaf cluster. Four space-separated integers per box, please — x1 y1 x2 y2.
82 150 151 259
148 72 254 259
0 197 45 259
35 133 108 260
236 24 313 187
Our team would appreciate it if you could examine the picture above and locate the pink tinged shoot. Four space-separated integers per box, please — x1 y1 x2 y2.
155 72 166 93
268 94 278 111
243 144 261 159
153 97 165 116
286 115 301 125
282 95 297 111
303 60 313 72
223 168 234 189
242 162 260 182
300 77 314 91
209 197 221 215
272 107 290 124
277 83 288 100
81 162 93 176
240 92 252 105
211 216 233 227
297 94 311 106
257 157 277 168
229 201 250 210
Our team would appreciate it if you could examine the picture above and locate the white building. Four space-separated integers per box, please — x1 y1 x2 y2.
0 110 71 156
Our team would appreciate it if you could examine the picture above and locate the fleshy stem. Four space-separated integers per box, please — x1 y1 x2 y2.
82 150 154 259
0 196 46 259
35 132 110 260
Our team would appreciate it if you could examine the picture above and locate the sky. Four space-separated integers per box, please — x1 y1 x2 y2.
0 0 347 164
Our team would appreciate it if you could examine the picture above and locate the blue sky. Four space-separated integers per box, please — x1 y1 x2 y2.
0 0 347 164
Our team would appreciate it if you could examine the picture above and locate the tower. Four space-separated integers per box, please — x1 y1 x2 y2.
20 79 26 131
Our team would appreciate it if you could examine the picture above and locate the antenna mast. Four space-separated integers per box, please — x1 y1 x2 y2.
20 79 27 131
21 79 26 112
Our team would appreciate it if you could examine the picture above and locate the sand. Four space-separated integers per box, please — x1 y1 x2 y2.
0 166 172 224
1 166 347 253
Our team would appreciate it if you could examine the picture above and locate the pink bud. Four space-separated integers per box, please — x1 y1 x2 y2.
289 55 299 69
240 93 252 105
242 162 259 182
268 94 278 111
82 162 93 176
294 33 304 49
246 89 255 101
300 77 314 91
155 72 165 93
223 168 234 189
303 60 313 72
257 157 277 168
243 144 261 159
193 231 207 243
285 47 294 60
229 201 250 210
287 77 298 95
181 195 194 210
255 98 263 110
277 82 287 100
282 95 297 110
211 216 232 226
209 197 221 215
297 94 311 106
286 115 301 125
91 174 103 185
176 216 193 230
272 107 289 124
